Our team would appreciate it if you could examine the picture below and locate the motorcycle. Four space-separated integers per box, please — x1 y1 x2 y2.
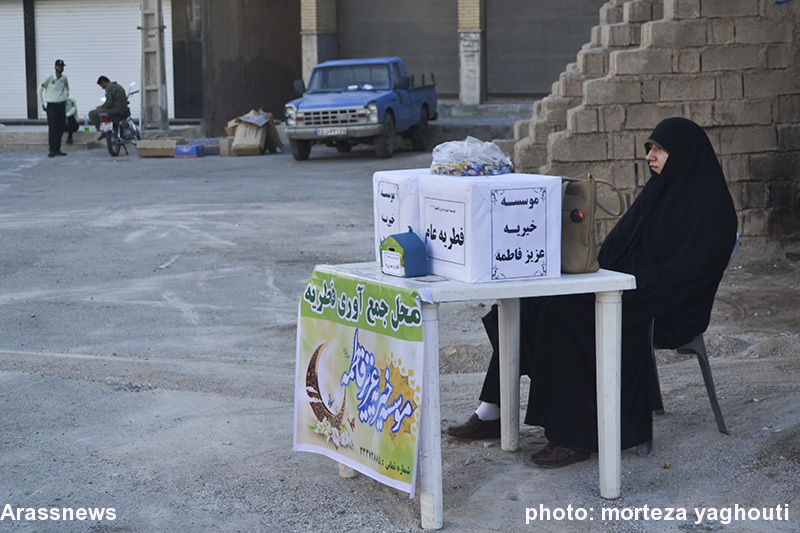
98 81 141 156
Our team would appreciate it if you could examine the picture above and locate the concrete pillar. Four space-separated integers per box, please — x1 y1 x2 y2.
458 0 485 105
300 0 337 83
140 0 169 132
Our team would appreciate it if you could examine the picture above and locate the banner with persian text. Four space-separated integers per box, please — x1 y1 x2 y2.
293 267 424 497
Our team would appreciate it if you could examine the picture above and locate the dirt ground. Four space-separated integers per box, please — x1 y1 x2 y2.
429 238 800 532
1 149 798 532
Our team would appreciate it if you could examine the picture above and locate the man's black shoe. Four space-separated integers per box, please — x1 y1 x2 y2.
55 151 67 156
48 152 56 158
66 135 74 145
97 132 107 141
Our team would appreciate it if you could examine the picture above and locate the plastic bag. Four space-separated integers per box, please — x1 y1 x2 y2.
430 136 514 176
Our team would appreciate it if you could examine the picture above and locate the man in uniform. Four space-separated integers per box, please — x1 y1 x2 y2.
64 98 79 145
39 59 70 157
89 76 130 141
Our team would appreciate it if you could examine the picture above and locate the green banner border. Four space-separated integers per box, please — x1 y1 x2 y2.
300 268 423 342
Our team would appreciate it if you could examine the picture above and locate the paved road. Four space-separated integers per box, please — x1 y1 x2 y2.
0 146 443 532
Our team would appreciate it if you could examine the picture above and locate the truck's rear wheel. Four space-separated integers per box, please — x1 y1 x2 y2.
374 114 395 159
409 110 428 152
290 139 311 161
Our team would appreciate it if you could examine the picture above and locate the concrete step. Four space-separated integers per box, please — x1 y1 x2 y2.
272 119 518 150
7 141 95 152
0 128 201 151
431 101 533 144
0 128 101 149
2 114 521 152
427 119 517 146
437 100 534 119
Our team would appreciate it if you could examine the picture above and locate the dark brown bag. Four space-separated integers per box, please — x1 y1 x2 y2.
561 174 626 274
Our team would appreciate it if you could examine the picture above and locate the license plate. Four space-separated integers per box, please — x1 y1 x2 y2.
315 127 346 136
100 122 113 132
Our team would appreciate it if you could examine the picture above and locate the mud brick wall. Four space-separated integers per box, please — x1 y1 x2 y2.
512 0 800 243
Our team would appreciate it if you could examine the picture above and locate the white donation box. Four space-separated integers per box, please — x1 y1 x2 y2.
417 172 562 283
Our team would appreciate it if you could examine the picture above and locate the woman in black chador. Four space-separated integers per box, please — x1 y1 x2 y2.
447 117 739 467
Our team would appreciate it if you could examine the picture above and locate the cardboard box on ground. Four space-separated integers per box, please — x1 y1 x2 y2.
220 137 234 156
137 138 187 158
227 109 282 156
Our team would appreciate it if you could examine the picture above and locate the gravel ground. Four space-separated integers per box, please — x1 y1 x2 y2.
0 147 798 532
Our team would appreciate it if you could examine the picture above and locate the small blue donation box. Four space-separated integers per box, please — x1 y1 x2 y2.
380 229 427 278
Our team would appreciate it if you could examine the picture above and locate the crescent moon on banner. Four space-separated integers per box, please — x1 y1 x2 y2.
305 342 347 428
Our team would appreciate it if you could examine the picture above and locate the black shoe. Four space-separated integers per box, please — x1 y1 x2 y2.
446 413 501 441
66 135 73 145
529 442 590 468
48 152 56 158
97 132 107 141
55 151 67 156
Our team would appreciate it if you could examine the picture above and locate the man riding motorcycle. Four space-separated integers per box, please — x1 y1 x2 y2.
88 76 130 141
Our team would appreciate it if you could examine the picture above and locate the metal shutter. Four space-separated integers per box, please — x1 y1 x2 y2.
336 0 458 97
35 0 174 120
0 0 28 119
486 0 604 96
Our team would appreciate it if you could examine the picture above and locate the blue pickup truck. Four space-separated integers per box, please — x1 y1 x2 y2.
283 57 437 160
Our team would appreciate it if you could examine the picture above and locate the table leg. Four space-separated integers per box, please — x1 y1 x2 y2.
338 463 356 478
419 303 443 529
595 291 622 499
497 298 520 452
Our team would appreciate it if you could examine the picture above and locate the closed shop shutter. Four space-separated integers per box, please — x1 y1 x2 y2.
0 1 28 119
486 0 603 96
336 0 458 98
35 0 174 120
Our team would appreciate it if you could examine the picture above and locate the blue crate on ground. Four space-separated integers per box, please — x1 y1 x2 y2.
175 144 204 158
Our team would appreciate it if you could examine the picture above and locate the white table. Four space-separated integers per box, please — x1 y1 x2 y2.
316 263 636 530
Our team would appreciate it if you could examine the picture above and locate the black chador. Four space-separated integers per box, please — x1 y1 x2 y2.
479 117 738 453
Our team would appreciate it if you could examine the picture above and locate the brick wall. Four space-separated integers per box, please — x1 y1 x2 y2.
458 0 484 30
301 0 336 33
513 0 800 242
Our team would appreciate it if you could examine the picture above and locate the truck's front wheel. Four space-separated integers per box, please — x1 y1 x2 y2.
374 114 395 159
290 139 311 161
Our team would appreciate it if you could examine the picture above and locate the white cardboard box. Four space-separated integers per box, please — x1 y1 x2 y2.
418 172 562 282
372 168 428 262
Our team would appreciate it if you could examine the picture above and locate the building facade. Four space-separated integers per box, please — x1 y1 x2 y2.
0 0 302 137
0 0 176 122
300 0 607 103
1 1 606 132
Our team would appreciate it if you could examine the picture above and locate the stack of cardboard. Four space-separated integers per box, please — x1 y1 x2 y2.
226 109 282 156
220 136 234 156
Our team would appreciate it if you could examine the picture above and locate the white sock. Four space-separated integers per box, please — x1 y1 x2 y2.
475 402 500 421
